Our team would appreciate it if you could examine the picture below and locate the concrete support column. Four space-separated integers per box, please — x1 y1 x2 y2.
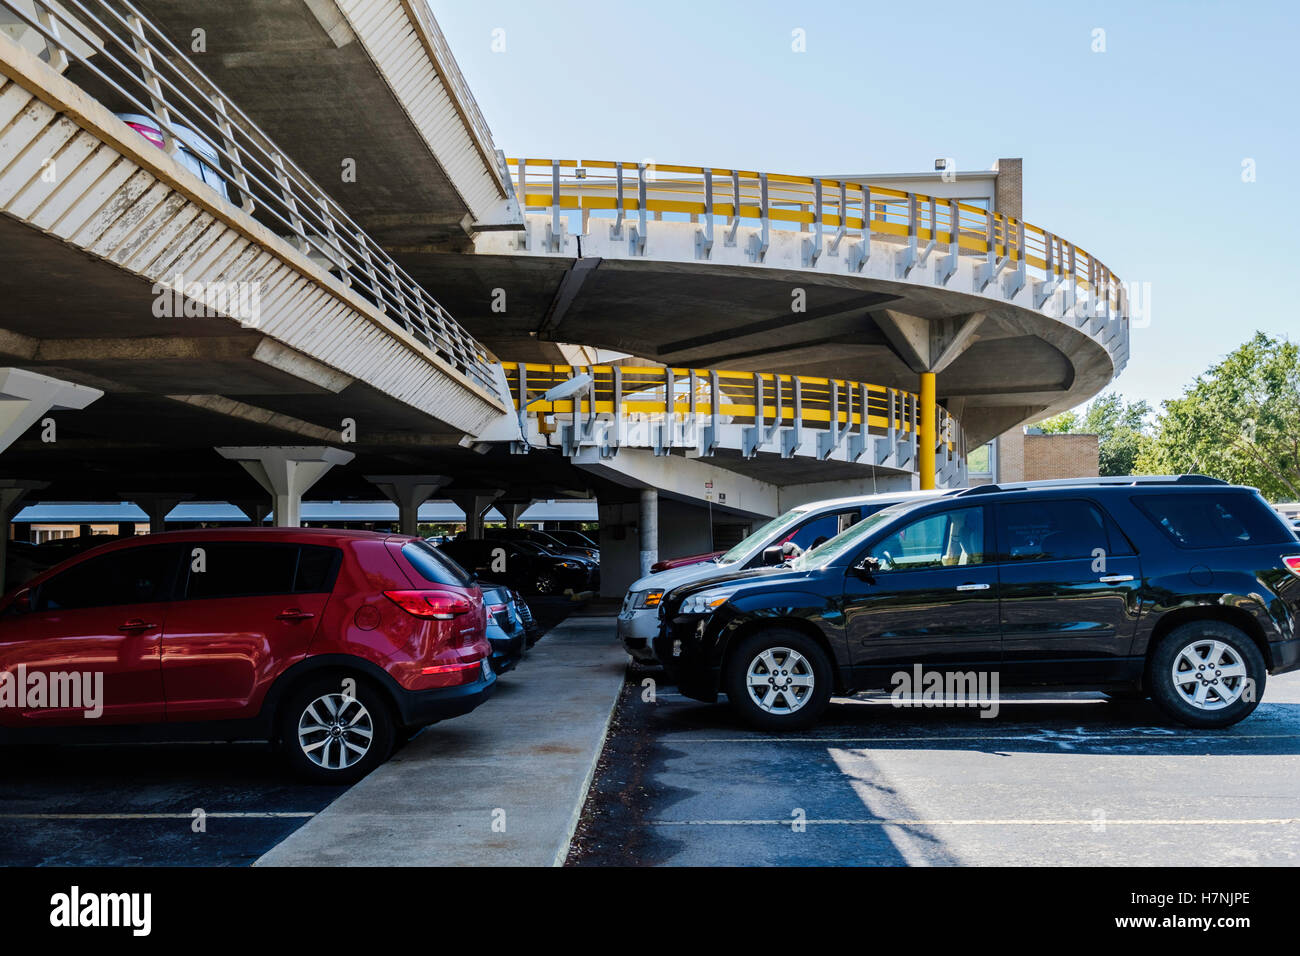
121 494 192 534
232 499 268 527
215 446 355 527
0 479 47 592
499 500 535 529
638 488 658 577
367 475 452 536
919 372 936 490
0 368 102 455
449 490 504 538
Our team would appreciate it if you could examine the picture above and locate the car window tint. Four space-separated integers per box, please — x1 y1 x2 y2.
1132 493 1284 549
869 507 985 571
185 543 298 599
996 499 1108 562
403 540 475 587
294 545 342 593
1101 509 1137 556
37 545 180 611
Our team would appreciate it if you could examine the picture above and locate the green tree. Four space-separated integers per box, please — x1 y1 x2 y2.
1138 333 1300 500
1033 392 1153 477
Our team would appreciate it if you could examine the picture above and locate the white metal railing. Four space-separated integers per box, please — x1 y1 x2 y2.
4 0 504 400
508 158 1130 342
504 362 966 483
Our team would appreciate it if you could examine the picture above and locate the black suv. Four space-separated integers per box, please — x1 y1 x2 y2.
438 537 597 595
655 477 1300 731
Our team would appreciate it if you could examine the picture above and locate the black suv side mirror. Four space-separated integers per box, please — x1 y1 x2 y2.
761 545 785 566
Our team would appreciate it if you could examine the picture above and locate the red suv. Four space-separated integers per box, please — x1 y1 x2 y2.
0 528 495 782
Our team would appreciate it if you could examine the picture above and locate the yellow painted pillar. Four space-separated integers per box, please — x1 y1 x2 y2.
919 372 936 490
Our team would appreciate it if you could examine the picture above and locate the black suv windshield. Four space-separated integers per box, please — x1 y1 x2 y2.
790 501 918 571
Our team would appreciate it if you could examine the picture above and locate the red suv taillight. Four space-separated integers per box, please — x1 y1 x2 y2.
383 590 473 620
1283 556 1300 578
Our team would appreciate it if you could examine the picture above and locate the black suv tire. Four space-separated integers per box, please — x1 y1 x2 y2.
1148 621 1266 729
279 675 395 783
724 628 833 731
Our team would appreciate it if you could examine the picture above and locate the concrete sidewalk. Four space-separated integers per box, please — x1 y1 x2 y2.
255 614 625 866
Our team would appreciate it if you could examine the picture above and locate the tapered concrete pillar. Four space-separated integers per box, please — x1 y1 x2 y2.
120 493 193 534
639 488 658 577
232 499 268 526
0 369 102 455
216 447 355 527
499 500 535 529
367 475 452 536
449 490 504 538
0 479 47 592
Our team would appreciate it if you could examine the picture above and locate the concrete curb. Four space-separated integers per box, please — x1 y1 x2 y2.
553 656 626 866
253 615 627 867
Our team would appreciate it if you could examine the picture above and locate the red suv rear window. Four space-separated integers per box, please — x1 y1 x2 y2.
402 540 476 587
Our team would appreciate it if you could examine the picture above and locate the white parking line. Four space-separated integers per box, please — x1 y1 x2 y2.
648 818 1300 826
0 812 316 820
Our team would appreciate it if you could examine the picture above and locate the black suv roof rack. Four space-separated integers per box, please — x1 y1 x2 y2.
956 474 1227 496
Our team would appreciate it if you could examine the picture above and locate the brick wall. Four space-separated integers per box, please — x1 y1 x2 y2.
996 427 1025 481
1023 433 1100 481
993 158 1023 219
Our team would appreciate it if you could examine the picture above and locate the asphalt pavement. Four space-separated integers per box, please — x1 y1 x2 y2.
568 666 1300 866
0 596 584 866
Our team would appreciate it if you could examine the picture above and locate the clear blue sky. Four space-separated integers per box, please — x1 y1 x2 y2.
432 0 1298 415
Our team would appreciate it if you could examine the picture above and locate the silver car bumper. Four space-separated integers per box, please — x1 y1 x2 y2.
617 602 661 662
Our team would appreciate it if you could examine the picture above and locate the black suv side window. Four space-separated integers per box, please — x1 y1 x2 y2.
867 506 985 571
184 543 340 600
1132 493 1287 549
36 545 181 611
996 498 1111 562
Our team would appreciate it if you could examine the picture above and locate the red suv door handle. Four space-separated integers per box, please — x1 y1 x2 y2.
276 608 316 622
118 619 156 631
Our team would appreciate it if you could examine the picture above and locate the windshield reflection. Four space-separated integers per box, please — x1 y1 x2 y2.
789 501 918 571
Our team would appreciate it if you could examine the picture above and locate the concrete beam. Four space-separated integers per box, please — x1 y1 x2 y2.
658 293 895 364
775 473 916 511
166 395 345 441
367 474 452 535
215 446 355 527
573 448 778 518
875 310 985 374
538 258 601 339
0 368 102 454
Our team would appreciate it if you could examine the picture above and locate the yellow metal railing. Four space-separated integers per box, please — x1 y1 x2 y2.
507 158 1124 314
502 362 960 454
